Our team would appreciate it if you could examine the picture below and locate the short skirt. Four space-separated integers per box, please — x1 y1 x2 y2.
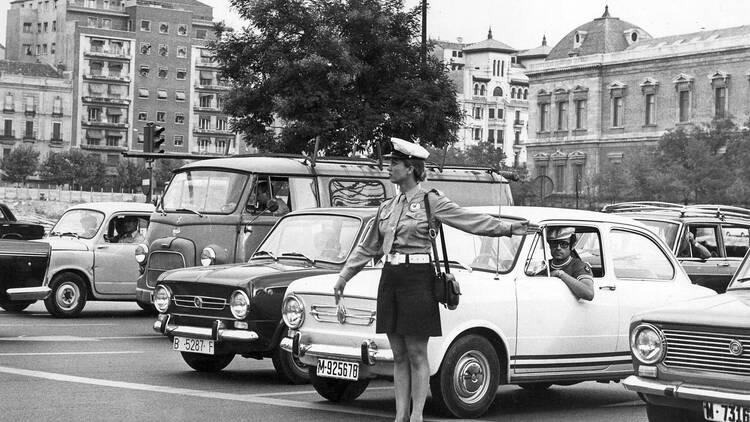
375 263 441 337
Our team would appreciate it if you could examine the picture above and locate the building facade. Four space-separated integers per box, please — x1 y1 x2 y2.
525 8 750 198
435 31 548 167
0 60 73 161
5 0 240 164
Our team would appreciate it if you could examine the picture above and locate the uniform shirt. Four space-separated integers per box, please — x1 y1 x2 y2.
117 231 145 244
339 185 512 282
549 256 593 281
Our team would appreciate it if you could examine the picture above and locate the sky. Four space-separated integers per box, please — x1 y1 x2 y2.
2 0 750 52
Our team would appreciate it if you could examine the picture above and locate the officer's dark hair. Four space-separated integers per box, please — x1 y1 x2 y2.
404 158 427 182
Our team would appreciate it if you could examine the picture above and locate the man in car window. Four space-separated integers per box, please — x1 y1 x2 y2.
546 227 595 301
255 181 290 216
113 216 145 244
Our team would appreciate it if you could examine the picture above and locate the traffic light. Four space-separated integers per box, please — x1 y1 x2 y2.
152 125 165 153
142 123 153 153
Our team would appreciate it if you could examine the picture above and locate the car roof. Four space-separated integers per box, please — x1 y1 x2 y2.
179 156 507 182
66 202 155 214
602 202 750 224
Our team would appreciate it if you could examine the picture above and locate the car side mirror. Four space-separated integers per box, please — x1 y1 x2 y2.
266 199 279 213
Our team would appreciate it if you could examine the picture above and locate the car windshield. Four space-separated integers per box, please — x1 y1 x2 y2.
438 223 523 273
636 219 680 248
162 170 248 214
254 214 363 264
51 209 105 239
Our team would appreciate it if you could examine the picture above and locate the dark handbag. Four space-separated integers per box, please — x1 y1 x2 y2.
424 192 460 310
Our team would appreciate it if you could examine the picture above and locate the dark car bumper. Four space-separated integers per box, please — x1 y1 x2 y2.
624 375 750 409
153 314 275 354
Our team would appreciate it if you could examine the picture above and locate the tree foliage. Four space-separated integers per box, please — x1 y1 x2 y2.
214 0 463 155
1 145 40 185
424 142 506 169
40 150 105 190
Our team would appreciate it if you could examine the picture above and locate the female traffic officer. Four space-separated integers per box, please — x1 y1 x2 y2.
333 137 527 422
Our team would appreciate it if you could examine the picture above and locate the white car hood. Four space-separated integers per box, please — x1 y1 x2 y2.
288 268 381 299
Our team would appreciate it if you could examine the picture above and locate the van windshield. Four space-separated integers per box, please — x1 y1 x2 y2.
162 170 249 214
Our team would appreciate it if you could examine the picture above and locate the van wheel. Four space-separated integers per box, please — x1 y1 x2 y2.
430 334 500 419
272 347 309 384
309 366 370 402
0 299 34 313
180 352 234 372
44 273 87 318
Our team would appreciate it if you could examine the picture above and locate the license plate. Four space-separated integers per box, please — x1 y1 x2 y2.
703 402 750 422
316 358 359 381
172 336 214 355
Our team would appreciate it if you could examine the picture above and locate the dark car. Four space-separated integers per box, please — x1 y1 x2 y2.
603 202 750 293
623 248 750 422
0 202 46 240
152 207 376 384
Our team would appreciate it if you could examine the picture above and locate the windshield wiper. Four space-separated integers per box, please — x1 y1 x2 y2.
251 250 278 261
51 231 80 239
733 277 750 284
281 252 315 265
175 208 203 218
447 259 473 272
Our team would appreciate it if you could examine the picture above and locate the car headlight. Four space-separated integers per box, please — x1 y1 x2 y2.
200 247 216 266
135 243 148 264
229 290 250 319
631 323 666 365
282 295 305 329
153 285 171 313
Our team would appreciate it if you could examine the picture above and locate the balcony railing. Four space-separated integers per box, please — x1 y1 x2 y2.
3 106 14 113
194 83 232 91
193 125 232 135
81 119 128 128
23 130 37 140
50 138 64 146
195 57 219 68
0 130 15 140
84 73 131 83
81 143 127 151
82 96 130 105
84 48 131 59
193 105 222 112
514 119 525 126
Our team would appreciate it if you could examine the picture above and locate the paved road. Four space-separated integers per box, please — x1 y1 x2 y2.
0 301 648 421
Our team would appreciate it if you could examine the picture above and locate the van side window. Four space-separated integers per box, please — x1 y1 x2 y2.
330 179 386 207
248 176 291 216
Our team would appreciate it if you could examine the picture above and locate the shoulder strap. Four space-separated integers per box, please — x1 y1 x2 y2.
424 192 450 274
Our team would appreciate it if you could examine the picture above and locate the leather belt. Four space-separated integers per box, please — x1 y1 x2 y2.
384 252 431 265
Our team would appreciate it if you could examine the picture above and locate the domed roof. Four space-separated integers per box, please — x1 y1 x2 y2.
546 6 651 60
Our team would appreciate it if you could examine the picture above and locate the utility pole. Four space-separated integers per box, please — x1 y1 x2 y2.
421 0 427 66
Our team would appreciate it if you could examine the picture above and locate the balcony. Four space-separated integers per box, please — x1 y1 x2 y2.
514 119 525 127
24 108 36 117
195 57 220 68
193 105 222 113
3 106 14 113
23 130 37 141
81 143 127 152
0 130 16 142
83 73 131 83
84 48 131 60
193 125 232 135
81 119 128 129
82 96 131 106
49 138 64 147
194 83 232 91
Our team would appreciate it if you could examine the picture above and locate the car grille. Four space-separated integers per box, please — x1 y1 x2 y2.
310 304 376 326
173 295 226 310
146 251 185 288
662 327 750 376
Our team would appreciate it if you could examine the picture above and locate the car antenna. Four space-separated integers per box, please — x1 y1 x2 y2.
310 136 320 168
440 143 448 172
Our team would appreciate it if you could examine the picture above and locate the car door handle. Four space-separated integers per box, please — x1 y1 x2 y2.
717 262 730 267
598 285 616 291
96 245 108 249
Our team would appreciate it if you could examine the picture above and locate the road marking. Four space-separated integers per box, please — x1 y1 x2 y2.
0 335 162 342
0 351 144 356
0 323 118 327
0 365 474 421
256 385 395 397
601 400 644 408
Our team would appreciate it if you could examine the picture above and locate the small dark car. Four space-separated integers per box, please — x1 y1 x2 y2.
0 202 46 240
152 207 376 384
603 202 750 293
623 248 750 422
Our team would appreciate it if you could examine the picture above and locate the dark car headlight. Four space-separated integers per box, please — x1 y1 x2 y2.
631 323 666 365
135 243 148 265
153 285 172 313
229 290 250 319
200 247 216 266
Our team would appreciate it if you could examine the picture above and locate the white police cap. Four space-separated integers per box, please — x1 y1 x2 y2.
383 137 429 160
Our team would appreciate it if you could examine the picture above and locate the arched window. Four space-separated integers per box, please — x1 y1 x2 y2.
523 89 528 100
473 84 479 96
480 84 486 96
511 87 516 99
493 86 503 97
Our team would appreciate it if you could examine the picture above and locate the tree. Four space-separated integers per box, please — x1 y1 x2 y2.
214 0 463 155
424 143 506 169
39 149 106 190
110 159 148 191
1 145 39 185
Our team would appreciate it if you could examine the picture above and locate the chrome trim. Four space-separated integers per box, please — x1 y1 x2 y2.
156 322 259 343
662 327 750 376
280 336 393 363
623 375 750 406
310 305 376 325
173 294 226 310
631 323 667 365
6 286 50 301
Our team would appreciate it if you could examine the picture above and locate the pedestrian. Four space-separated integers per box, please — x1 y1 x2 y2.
544 227 595 301
333 137 527 422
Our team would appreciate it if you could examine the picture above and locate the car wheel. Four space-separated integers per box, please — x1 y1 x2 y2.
308 366 370 402
180 352 234 372
0 299 34 313
429 334 500 419
44 273 87 318
646 402 704 422
519 382 552 392
272 347 309 384
136 300 157 315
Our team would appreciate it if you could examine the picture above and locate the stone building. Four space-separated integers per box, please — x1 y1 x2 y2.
525 7 750 200
5 0 240 161
0 60 73 161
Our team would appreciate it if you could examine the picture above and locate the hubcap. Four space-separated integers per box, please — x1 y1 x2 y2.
56 282 80 310
452 350 490 405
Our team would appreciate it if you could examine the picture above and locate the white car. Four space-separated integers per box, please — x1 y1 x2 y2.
280 206 716 418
